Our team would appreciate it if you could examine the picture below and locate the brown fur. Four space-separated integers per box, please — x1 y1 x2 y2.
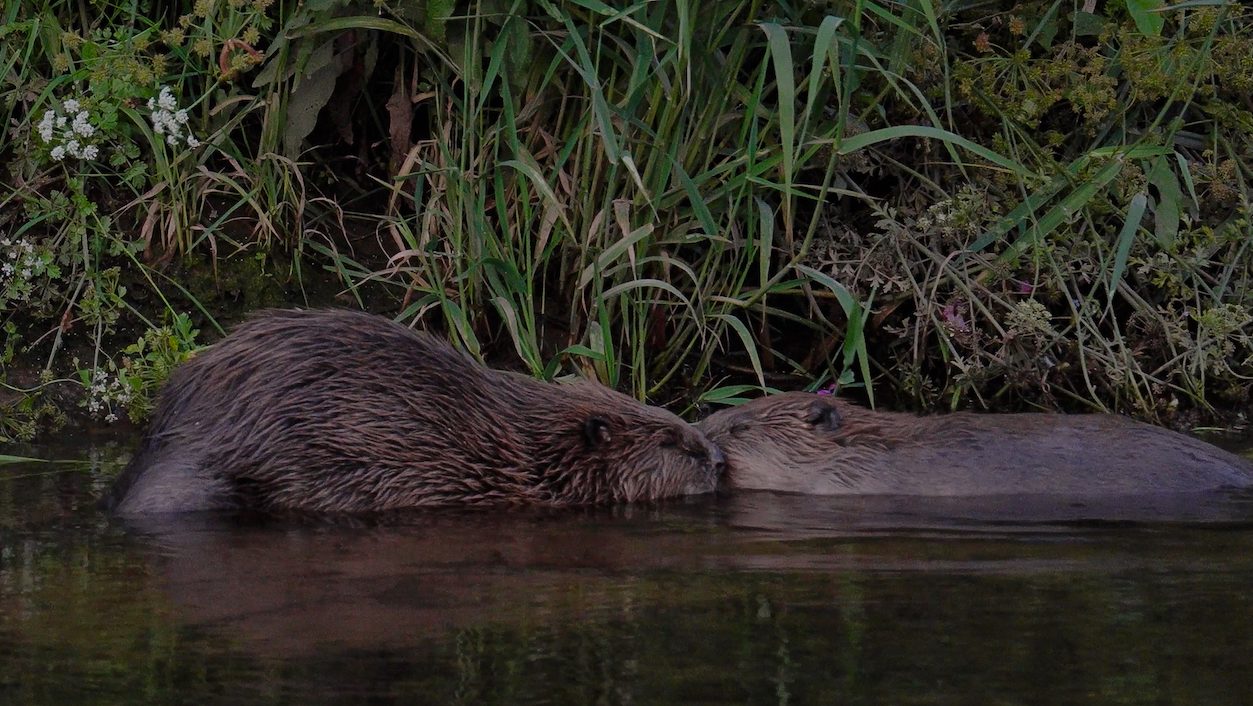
106 309 724 515
698 392 1253 496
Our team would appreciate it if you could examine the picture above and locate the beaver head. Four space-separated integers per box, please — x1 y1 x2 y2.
697 392 850 492
513 378 727 505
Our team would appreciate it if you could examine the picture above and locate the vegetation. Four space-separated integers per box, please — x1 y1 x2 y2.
1 0 1251 441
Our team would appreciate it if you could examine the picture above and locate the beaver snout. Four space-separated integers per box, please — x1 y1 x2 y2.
709 445 727 477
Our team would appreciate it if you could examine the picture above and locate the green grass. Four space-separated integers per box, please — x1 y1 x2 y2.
1 0 1251 439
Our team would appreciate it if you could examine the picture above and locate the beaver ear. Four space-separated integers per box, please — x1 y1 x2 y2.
804 401 841 432
583 416 612 446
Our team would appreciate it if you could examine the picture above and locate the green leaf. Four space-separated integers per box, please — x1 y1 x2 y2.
282 39 342 158
1147 156 1182 248
560 344 607 361
760 22 796 230
838 125 1029 177
1111 192 1148 296
699 384 781 405
672 159 718 237
794 264 859 317
971 146 1171 254
601 278 692 307
712 314 767 389
1125 0 1165 36
500 153 573 236
578 224 655 288
794 264 873 405
1073 11 1105 36
755 198 775 286
491 295 541 373
540 0 621 164
803 16 844 132
0 455 47 465
423 0 454 41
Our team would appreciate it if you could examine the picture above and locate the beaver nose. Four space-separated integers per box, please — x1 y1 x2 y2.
709 445 727 476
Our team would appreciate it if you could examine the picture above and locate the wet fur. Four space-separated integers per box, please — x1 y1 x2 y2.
106 309 723 515
698 392 1253 496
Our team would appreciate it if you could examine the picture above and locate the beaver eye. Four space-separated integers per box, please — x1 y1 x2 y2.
583 416 612 446
804 401 841 432
659 431 682 449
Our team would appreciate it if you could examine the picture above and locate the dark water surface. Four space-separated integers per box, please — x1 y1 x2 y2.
4 432 1253 705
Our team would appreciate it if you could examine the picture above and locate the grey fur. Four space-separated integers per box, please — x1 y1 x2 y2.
698 392 1253 496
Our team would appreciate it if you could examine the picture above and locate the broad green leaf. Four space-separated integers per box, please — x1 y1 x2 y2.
282 39 341 158
1073 11 1105 36
1125 0 1165 36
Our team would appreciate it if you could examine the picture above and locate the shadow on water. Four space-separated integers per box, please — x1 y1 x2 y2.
3 432 1253 705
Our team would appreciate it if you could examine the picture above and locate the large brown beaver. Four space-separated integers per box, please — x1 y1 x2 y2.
697 392 1253 496
105 309 725 515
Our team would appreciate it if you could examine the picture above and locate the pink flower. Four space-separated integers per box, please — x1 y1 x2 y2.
941 302 969 332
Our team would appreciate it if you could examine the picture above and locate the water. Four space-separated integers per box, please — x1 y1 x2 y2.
3 432 1253 705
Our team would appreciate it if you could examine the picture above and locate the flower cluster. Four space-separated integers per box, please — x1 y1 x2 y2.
85 368 134 423
147 86 200 148
1 236 52 304
36 97 101 161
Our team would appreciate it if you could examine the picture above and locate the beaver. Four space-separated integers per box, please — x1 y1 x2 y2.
105 309 725 515
697 392 1253 496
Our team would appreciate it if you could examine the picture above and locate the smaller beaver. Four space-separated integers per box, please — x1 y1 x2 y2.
697 392 1253 496
106 309 725 515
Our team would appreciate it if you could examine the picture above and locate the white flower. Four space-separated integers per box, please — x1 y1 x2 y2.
19 268 29 278
81 144 99 160
1 263 12 276
50 145 66 161
56 115 67 129
158 86 177 111
62 98 80 112
65 139 80 157
145 88 201 149
38 111 55 142
72 111 95 137
105 413 119 423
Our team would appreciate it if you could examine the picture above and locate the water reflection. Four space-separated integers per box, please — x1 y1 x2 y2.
2 435 1253 705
